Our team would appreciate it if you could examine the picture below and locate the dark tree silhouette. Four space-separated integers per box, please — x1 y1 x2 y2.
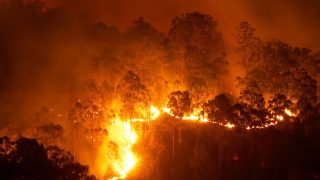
234 22 261 71
204 94 234 124
168 12 227 89
168 91 192 118
0 137 96 180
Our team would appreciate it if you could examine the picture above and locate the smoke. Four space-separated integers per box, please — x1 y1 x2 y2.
44 0 320 50
41 0 320 97
0 0 91 129
1 0 319 134
1 0 320 176
242 0 320 49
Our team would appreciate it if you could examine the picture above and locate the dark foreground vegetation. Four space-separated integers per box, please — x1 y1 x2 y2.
133 115 320 180
0 137 96 179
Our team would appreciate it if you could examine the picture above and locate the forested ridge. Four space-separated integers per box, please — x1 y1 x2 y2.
0 0 320 179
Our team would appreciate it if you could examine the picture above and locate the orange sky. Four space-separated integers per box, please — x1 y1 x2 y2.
43 0 320 50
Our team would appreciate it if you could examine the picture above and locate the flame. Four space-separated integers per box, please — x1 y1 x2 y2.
181 114 199 121
110 120 137 180
162 107 174 116
160 105 297 129
150 105 160 120
181 108 208 123
284 108 295 117
96 117 138 180
224 122 235 129
276 115 284 121
98 104 297 179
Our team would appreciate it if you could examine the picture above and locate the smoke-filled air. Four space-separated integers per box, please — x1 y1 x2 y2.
1 0 320 179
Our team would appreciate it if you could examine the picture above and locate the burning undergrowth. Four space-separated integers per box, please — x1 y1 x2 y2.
1 1 320 180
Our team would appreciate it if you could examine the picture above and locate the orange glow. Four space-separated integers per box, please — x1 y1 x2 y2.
97 116 138 180
110 120 137 180
224 122 235 129
284 108 296 117
159 105 296 129
150 105 160 120
98 104 297 179
181 108 209 123
181 114 199 121
162 107 173 116
110 123 137 180
276 115 284 121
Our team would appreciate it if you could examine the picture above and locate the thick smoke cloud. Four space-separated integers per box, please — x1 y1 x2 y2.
1 0 319 132
44 0 320 50
0 0 91 129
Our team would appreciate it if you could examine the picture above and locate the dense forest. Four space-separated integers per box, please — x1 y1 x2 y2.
0 0 320 179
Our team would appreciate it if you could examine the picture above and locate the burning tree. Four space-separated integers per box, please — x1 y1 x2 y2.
168 91 192 118
67 79 108 167
35 123 63 147
268 94 294 117
122 18 168 78
234 22 262 71
204 94 234 125
117 70 150 120
168 12 227 91
233 89 268 128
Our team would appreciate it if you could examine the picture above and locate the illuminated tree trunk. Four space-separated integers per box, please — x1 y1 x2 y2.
235 131 239 173
181 60 184 89
156 154 159 176
129 88 132 121
144 121 147 134
172 128 175 160
178 127 181 145
73 125 78 162
161 59 165 79
180 49 185 89
260 148 264 178
218 118 222 179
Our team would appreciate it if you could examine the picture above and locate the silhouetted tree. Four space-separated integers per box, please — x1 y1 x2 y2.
204 94 234 124
36 123 63 146
234 22 261 71
121 18 168 79
0 137 96 179
234 89 268 127
168 12 227 89
268 94 294 117
168 91 192 118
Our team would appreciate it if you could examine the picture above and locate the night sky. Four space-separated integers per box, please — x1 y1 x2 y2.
45 0 320 50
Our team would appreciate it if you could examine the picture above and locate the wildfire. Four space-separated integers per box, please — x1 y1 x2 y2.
150 105 160 120
97 117 138 180
224 122 235 129
284 108 295 117
276 115 284 121
111 125 137 180
110 120 137 180
162 107 173 116
158 105 297 130
101 104 297 179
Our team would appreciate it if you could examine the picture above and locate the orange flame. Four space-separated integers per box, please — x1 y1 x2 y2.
284 108 295 117
100 104 297 179
110 121 137 180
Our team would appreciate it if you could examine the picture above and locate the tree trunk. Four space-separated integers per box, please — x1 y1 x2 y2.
218 119 222 179
178 128 181 145
181 49 185 89
172 128 175 160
